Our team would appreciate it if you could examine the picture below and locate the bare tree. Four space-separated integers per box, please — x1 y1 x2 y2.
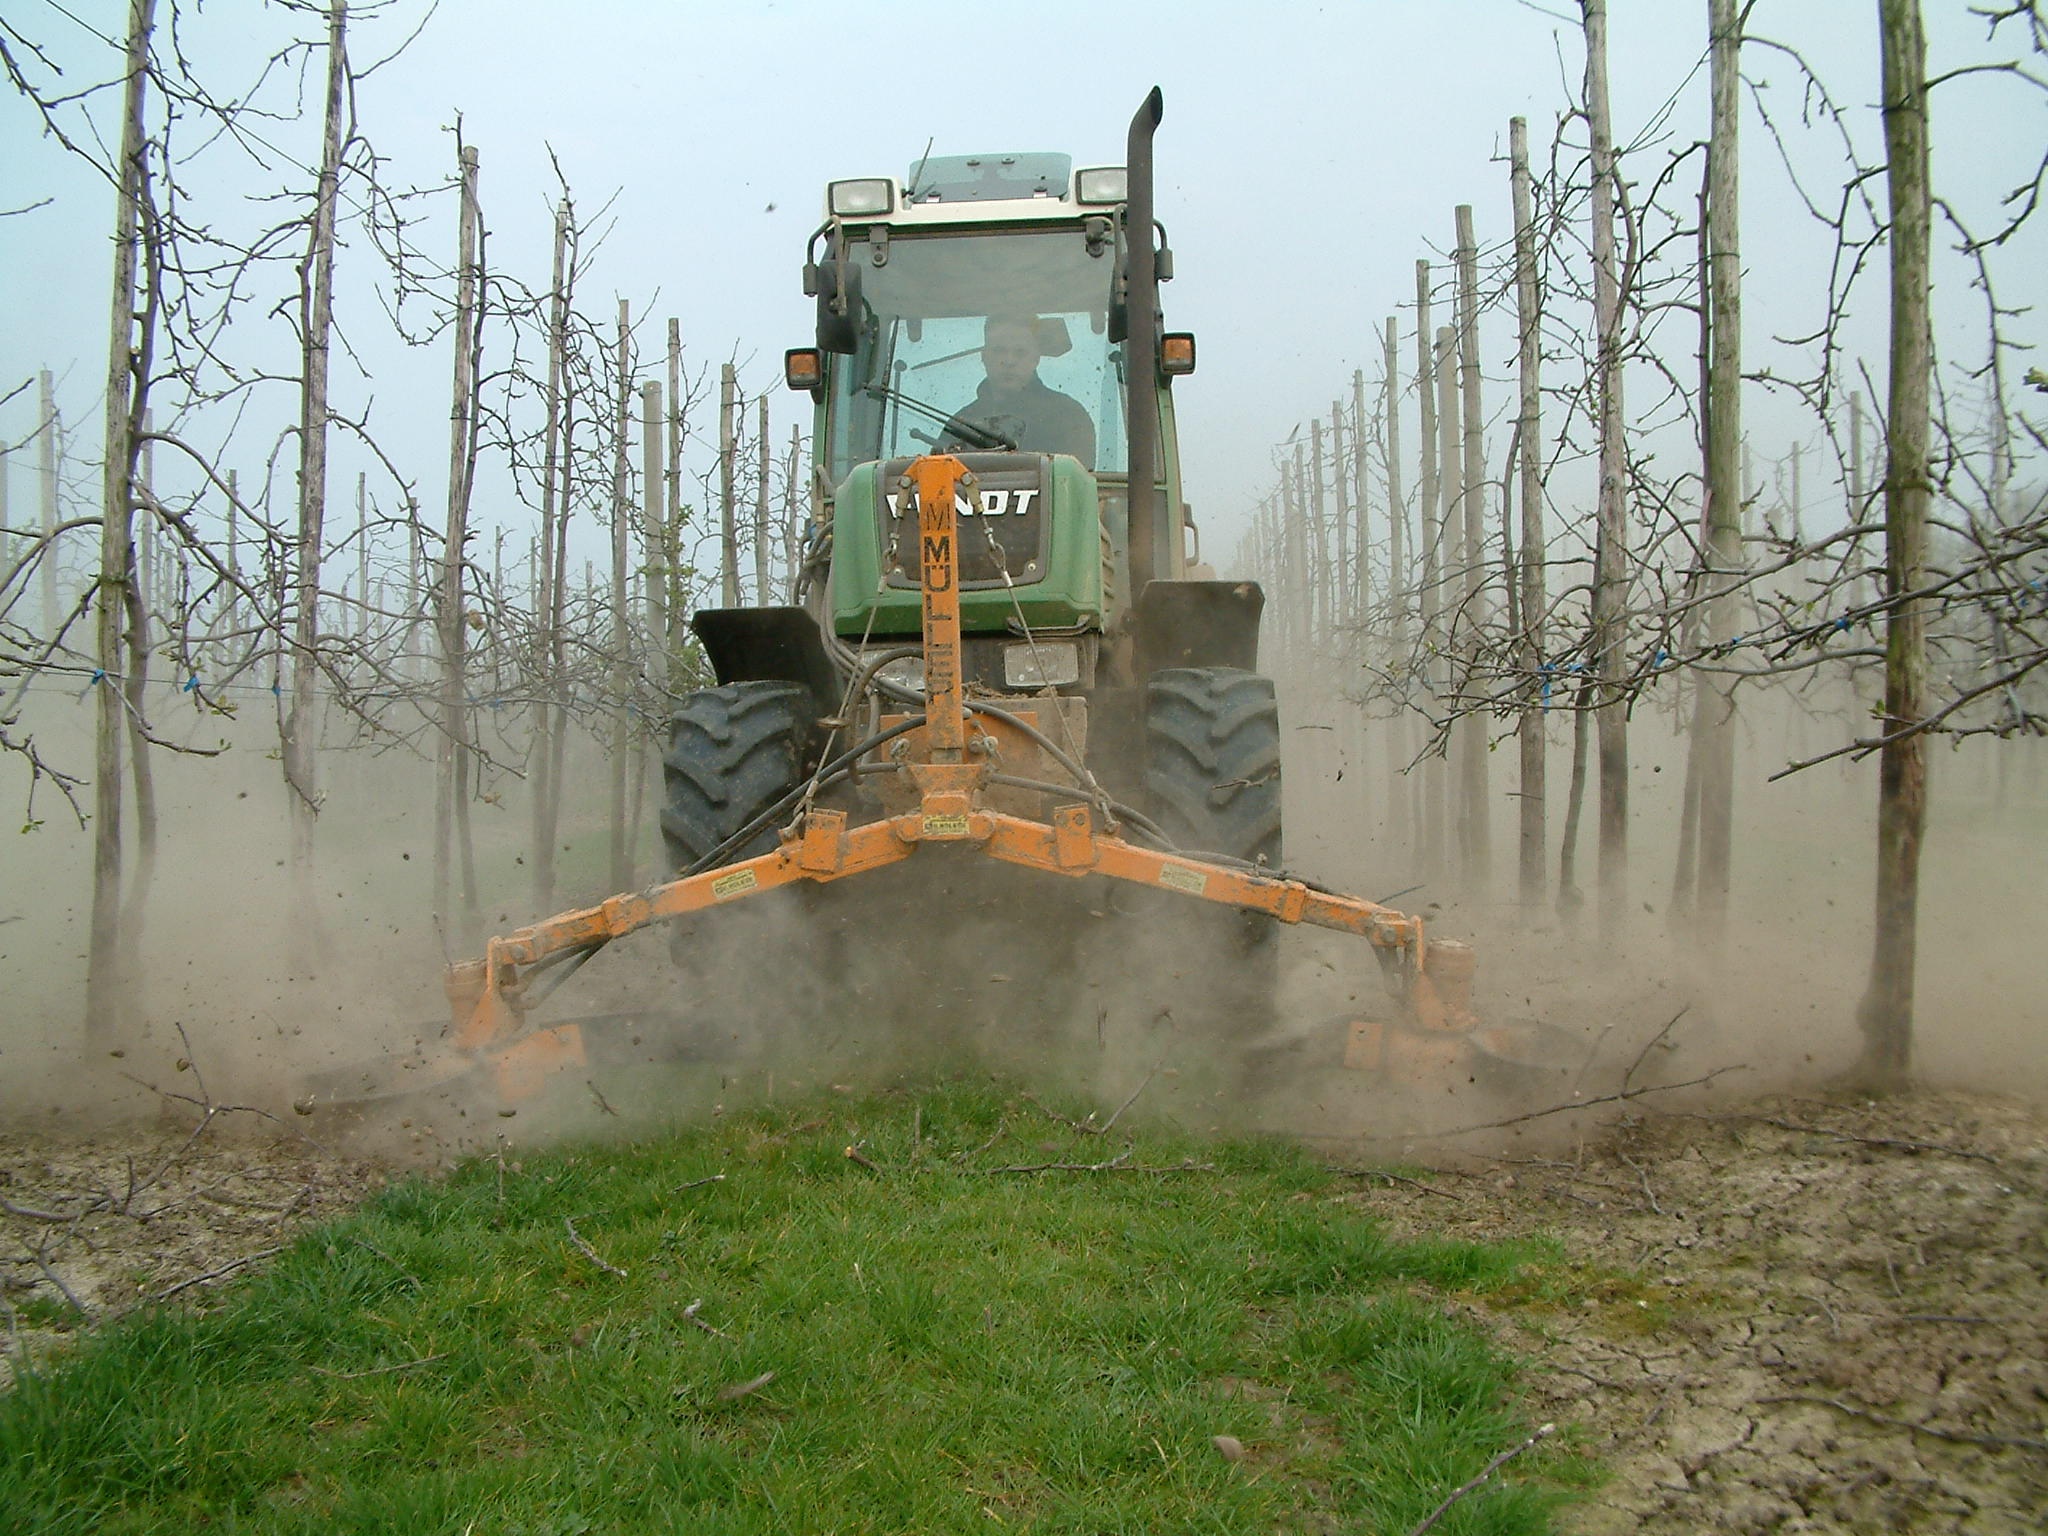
1853 0 1933 1090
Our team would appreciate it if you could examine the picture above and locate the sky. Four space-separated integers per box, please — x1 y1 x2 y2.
3 0 2042 578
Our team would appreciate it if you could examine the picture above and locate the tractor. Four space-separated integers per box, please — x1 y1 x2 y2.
314 90 1509 1120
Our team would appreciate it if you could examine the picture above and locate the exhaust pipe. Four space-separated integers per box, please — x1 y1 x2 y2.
1124 86 1163 597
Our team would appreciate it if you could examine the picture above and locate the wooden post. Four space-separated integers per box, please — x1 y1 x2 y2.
1855 0 1932 1089
1510 117 1549 907
1454 203 1492 885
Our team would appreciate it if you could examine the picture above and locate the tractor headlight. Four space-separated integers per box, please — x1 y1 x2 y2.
1074 166 1127 204
828 178 894 216
1003 640 1080 689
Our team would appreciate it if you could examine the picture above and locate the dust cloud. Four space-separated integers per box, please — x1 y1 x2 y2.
2 667 2043 1159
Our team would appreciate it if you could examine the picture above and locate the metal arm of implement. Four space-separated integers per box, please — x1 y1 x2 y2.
442 456 1477 1096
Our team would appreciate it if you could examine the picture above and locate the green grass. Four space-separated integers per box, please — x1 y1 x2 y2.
0 1084 1590 1534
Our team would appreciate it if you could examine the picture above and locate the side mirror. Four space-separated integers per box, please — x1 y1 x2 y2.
785 348 823 394
815 258 862 355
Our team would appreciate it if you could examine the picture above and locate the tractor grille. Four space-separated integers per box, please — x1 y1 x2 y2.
878 453 1050 590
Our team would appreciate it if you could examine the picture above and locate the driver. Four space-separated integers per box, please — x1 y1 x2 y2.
948 315 1096 466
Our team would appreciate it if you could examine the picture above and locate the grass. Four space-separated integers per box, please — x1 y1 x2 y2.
0 1083 1590 1534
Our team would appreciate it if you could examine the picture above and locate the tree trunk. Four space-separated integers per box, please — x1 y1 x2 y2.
719 363 738 606
608 299 634 893
1584 0 1631 933
1434 324 1460 877
285 0 348 950
1381 322 1414 860
1454 203 1492 886
641 378 665 678
754 394 772 605
1414 264 1443 873
531 198 570 910
38 371 60 636
665 317 685 684
1854 0 1931 1090
1308 416 1329 647
435 142 481 940
86 0 156 1048
1693 0 1746 947
1510 117 1549 906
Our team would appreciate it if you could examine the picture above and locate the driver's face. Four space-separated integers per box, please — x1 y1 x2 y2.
981 328 1040 391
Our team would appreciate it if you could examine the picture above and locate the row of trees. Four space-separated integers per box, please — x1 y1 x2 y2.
0 1 810 1037
1230 0 2045 1086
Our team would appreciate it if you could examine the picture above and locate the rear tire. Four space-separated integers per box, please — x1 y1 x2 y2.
1143 667 1283 867
1141 667 1286 1109
661 681 815 874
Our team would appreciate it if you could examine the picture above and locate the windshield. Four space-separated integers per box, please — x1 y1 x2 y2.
825 228 1127 480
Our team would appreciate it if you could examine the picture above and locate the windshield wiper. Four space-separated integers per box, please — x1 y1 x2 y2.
861 384 1017 452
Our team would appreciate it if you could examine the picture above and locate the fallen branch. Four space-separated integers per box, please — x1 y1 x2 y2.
682 1298 731 1339
354 1236 420 1288
1680 1113 2002 1167
1622 1007 1690 1093
146 1246 280 1305
1334 1168 1465 1201
1405 1422 1558 1535
671 1174 726 1193
564 1217 626 1279
0 1194 88 1224
1425 1066 1749 1138
1759 1394 2048 1453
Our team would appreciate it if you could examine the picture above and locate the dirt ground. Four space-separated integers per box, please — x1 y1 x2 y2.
1358 1088 2048 1534
5 1082 2043 1532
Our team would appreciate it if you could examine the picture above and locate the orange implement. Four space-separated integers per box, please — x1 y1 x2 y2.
438 455 1478 1090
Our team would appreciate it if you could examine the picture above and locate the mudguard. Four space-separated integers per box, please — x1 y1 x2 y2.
1132 578 1264 675
691 606 840 717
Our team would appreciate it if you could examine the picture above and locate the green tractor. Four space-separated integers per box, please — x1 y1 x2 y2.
662 89 1283 1048
312 92 1510 1126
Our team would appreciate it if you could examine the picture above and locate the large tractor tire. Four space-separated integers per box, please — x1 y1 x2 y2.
660 680 816 874
1143 667 1283 868
1138 667 1286 1105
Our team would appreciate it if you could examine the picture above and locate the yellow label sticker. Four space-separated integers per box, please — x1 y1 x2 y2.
921 813 971 838
710 868 758 900
1158 865 1208 896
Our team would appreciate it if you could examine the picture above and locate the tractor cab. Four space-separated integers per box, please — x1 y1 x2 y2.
776 135 1230 695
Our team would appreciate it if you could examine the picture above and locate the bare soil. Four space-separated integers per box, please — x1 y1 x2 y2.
1357 1089 2048 1533
5 1087 2044 1533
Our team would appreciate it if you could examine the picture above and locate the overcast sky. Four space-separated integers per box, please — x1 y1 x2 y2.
4 0 2040 570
